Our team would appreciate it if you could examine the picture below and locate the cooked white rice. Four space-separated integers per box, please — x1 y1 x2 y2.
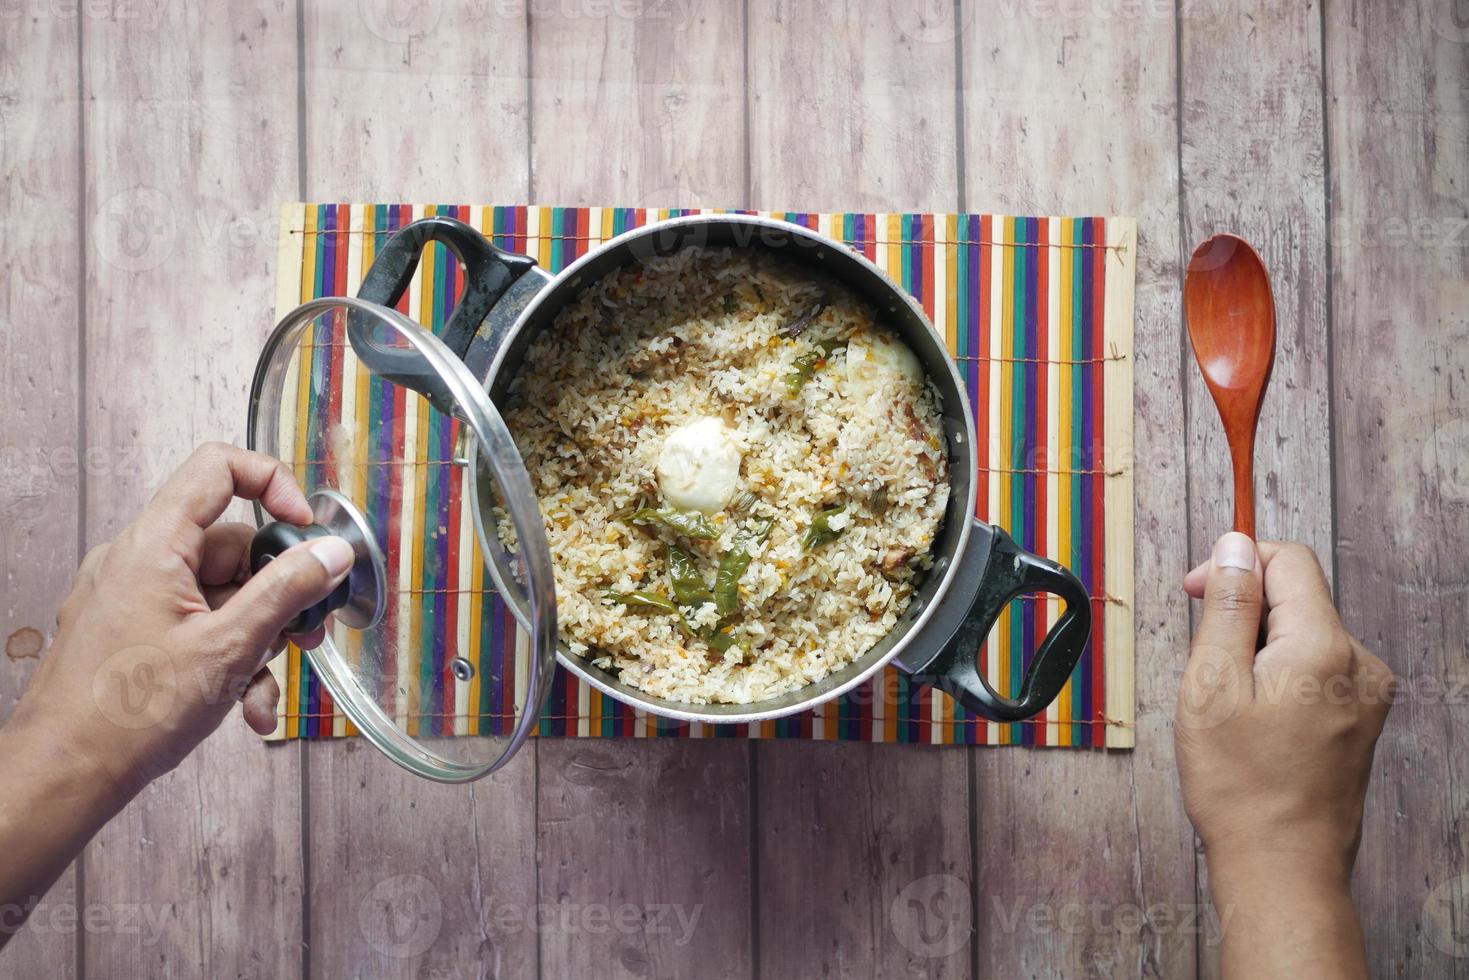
499 246 950 704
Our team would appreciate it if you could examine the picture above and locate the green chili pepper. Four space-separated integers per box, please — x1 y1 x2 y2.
723 293 737 314
783 339 847 395
713 518 773 616
603 590 680 613
708 628 743 654
668 547 714 607
623 507 719 540
802 504 847 551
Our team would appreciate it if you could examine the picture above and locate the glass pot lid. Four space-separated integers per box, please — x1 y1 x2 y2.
248 296 557 782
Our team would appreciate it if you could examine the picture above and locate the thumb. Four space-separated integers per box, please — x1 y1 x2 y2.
1192 531 1264 672
209 536 355 664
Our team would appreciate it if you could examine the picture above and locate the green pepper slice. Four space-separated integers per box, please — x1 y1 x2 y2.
668 547 714 607
622 507 719 540
603 590 681 613
713 518 773 616
783 339 847 394
801 504 847 551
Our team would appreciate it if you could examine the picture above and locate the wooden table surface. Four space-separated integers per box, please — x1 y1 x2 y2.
2 1 1465 976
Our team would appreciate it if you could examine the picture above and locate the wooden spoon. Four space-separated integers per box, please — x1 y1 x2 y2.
1184 233 1276 538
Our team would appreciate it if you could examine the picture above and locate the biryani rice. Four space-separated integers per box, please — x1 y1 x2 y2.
499 246 950 704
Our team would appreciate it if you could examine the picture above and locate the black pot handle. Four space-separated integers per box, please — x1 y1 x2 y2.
906 522 1092 722
351 216 537 416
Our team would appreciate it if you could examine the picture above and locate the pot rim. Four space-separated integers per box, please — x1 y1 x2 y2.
481 213 981 725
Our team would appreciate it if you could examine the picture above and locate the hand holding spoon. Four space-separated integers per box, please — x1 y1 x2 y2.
1183 234 1276 538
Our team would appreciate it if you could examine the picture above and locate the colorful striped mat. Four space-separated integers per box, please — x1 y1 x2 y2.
266 203 1135 749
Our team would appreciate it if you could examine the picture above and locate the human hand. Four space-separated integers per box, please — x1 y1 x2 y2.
5 443 353 803
1175 533 1394 978
1175 533 1394 878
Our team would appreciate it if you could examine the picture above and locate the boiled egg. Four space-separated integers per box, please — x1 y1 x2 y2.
655 416 742 514
846 331 924 400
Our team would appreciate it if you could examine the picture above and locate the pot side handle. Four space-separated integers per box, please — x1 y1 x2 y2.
906 522 1092 723
352 216 537 417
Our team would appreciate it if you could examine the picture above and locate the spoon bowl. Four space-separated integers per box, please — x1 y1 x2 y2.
1184 234 1276 537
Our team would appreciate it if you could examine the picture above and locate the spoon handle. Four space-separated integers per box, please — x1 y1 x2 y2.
1231 440 1256 538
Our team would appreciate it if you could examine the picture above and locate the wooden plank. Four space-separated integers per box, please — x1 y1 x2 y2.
1323 4 1469 975
0 9 80 977
1180 0 1334 553
1103 218 1138 748
79 4 305 975
747 4 973 977
959 3 1196 976
528 3 755 976
529 0 746 207
1177 6 1332 976
297 4 540 977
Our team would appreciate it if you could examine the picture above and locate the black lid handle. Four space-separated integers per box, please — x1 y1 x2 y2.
249 490 387 638
249 521 350 635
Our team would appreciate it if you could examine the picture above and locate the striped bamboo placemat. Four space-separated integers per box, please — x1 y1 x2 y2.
266 203 1135 748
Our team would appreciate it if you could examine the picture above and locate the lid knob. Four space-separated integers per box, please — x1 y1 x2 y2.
249 489 387 636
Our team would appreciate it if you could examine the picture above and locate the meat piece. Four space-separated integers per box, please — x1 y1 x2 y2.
880 545 916 576
902 401 926 442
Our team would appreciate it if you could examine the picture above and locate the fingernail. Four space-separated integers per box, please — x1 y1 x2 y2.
1213 531 1257 571
309 536 355 579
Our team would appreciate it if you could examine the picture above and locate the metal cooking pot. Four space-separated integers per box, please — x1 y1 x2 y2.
248 213 1090 782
